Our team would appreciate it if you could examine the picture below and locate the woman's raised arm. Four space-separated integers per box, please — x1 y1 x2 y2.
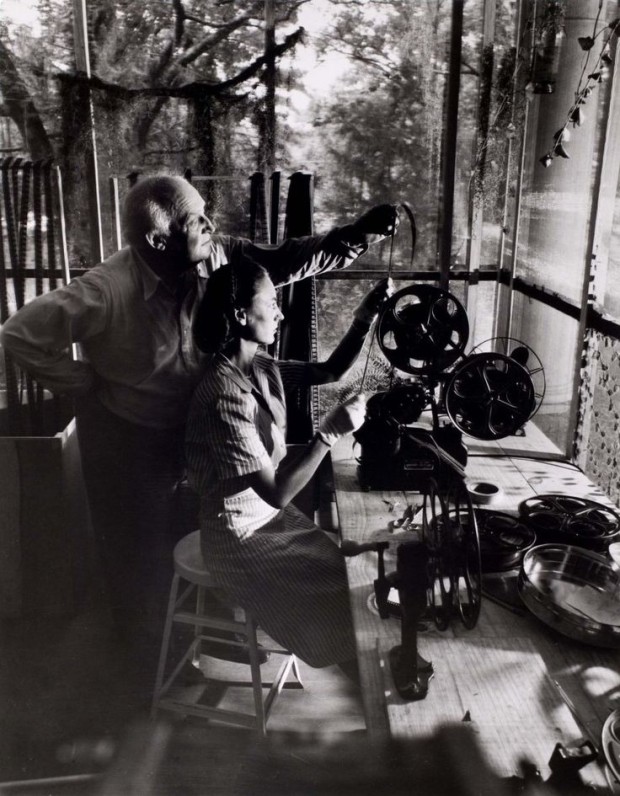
301 278 393 386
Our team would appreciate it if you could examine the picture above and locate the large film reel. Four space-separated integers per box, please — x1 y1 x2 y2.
448 481 482 629
475 510 536 572
376 285 469 375
469 337 546 418
519 494 620 552
422 478 482 630
444 353 536 440
422 478 454 630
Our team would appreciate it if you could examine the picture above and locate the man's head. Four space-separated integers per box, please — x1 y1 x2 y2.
122 175 215 269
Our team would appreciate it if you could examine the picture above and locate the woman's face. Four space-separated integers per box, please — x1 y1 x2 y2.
242 275 284 345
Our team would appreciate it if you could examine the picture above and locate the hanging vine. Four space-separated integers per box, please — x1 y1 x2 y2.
539 9 620 167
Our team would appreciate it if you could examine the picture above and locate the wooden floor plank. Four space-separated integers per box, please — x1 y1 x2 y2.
332 423 620 789
379 634 608 785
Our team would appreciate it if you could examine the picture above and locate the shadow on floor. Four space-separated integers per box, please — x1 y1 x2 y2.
0 601 365 788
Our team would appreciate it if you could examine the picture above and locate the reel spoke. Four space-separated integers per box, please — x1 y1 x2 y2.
477 361 493 393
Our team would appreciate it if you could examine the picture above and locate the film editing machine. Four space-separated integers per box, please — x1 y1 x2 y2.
342 282 546 702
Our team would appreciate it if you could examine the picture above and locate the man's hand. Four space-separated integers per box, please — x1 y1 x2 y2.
352 204 400 246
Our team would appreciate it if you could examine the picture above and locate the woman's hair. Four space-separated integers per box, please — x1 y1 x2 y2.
194 259 270 353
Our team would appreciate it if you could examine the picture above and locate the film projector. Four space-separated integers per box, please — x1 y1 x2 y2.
354 283 545 488
344 283 546 701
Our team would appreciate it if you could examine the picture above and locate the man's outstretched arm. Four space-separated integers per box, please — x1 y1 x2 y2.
214 204 400 286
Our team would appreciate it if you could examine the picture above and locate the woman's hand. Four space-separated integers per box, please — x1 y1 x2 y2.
353 277 394 326
248 393 367 508
318 394 367 447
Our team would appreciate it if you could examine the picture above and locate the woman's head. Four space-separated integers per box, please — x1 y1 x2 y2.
194 260 283 353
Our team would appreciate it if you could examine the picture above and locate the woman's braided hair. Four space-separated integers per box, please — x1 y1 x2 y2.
194 259 269 353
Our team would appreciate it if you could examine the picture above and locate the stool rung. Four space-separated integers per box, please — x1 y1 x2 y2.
172 611 243 632
201 678 302 689
193 632 292 658
157 698 258 729
196 632 248 649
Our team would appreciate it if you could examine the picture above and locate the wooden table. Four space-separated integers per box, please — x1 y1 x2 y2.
331 423 620 785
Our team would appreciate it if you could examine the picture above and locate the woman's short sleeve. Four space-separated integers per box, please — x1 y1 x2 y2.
210 389 271 479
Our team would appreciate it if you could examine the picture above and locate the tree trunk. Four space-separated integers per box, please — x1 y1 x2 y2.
256 0 277 172
58 76 93 265
0 38 53 160
191 94 216 204
136 97 169 153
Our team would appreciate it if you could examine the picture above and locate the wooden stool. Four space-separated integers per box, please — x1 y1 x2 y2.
151 531 303 734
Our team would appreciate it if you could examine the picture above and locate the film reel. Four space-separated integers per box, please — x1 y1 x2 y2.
519 494 620 552
376 285 469 376
469 337 546 417
474 510 536 572
422 478 482 630
444 352 536 440
446 481 482 629
366 383 429 427
422 478 454 631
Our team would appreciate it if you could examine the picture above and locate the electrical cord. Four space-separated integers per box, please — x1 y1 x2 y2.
467 452 582 471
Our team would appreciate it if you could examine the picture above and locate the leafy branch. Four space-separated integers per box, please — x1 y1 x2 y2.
56 27 305 100
539 14 619 166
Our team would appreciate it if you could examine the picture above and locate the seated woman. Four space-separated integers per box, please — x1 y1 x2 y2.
185 260 391 675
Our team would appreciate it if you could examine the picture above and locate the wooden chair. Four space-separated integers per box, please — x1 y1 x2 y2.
151 530 303 734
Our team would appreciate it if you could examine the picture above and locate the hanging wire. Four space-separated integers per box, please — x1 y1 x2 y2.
387 224 396 280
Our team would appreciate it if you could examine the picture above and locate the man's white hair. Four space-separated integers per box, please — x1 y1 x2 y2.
122 175 195 249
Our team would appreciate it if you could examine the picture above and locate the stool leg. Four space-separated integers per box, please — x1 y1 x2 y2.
194 586 206 666
151 573 180 719
247 615 267 735
291 655 304 687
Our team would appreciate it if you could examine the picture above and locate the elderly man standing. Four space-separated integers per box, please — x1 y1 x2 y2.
0 174 397 685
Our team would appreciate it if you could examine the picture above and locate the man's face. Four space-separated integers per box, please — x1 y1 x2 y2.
166 182 215 267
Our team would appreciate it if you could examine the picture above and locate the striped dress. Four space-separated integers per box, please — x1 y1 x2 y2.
185 351 356 668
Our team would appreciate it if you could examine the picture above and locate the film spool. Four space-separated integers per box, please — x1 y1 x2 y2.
444 352 536 440
376 284 469 376
474 510 536 572
519 494 620 552
469 337 546 418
